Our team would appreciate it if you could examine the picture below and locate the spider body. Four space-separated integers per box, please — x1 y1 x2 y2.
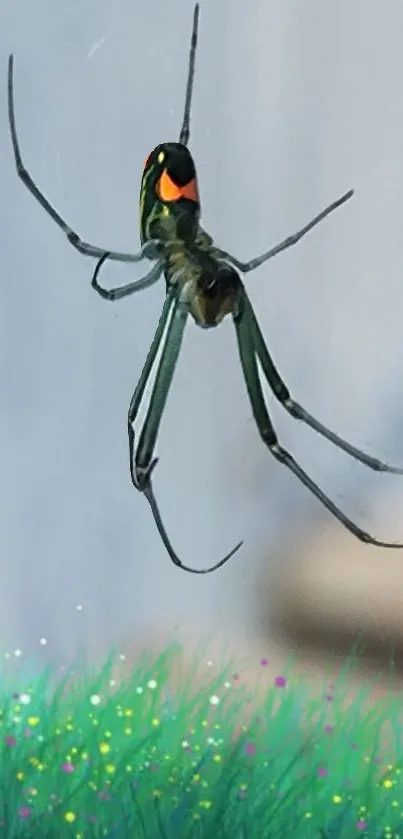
140 142 242 328
163 243 241 329
7 4 403 574
140 143 201 247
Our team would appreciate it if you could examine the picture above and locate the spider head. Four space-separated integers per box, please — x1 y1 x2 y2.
140 142 201 246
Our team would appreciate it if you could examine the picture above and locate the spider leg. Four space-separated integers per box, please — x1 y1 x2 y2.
244 296 403 474
8 54 148 264
128 293 242 573
234 295 403 549
213 190 353 274
91 252 163 300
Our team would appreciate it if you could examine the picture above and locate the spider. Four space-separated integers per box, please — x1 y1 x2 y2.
7 5 403 573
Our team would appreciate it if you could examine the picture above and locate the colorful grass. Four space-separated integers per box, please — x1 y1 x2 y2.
0 643 402 838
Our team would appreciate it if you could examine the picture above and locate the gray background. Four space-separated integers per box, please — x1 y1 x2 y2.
1 0 403 666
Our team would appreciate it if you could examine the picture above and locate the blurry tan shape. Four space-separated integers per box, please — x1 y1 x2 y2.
107 521 403 766
273 522 403 661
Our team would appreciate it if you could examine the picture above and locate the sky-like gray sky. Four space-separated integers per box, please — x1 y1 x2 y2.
1 0 403 667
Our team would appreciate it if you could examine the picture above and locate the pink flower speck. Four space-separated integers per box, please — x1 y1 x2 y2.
62 762 75 774
274 676 287 688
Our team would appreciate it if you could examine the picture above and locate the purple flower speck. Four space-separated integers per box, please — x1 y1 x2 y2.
356 819 367 832
325 725 333 734
274 676 287 688
62 762 75 774
23 728 32 738
260 658 269 667
317 767 328 777
5 735 16 747
245 743 255 756
18 807 31 820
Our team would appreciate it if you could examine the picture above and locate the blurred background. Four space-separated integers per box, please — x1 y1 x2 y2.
1 0 403 687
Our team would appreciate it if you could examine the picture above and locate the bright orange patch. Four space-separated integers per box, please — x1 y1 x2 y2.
156 169 199 204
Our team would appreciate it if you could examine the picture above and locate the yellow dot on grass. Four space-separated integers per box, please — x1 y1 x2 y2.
152 718 160 727
124 727 132 736
200 800 212 809
383 779 394 789
64 811 76 823
105 764 115 774
27 716 39 726
124 709 133 717
99 743 110 754
305 812 312 819
213 754 222 763
332 795 343 804
16 772 24 781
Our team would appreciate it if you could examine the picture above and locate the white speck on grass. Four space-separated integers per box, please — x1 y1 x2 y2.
90 694 101 706
147 679 157 690
39 638 47 646
209 695 220 706
20 694 31 705
14 649 22 658
88 37 106 59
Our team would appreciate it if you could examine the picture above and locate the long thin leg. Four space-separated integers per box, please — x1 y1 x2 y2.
243 296 403 475
91 252 163 300
213 190 353 274
179 3 200 146
8 54 148 264
234 298 403 549
128 295 242 573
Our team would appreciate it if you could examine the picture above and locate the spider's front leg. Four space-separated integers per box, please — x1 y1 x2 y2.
127 291 185 493
127 291 242 573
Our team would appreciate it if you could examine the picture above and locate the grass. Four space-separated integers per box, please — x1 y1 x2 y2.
0 642 402 838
